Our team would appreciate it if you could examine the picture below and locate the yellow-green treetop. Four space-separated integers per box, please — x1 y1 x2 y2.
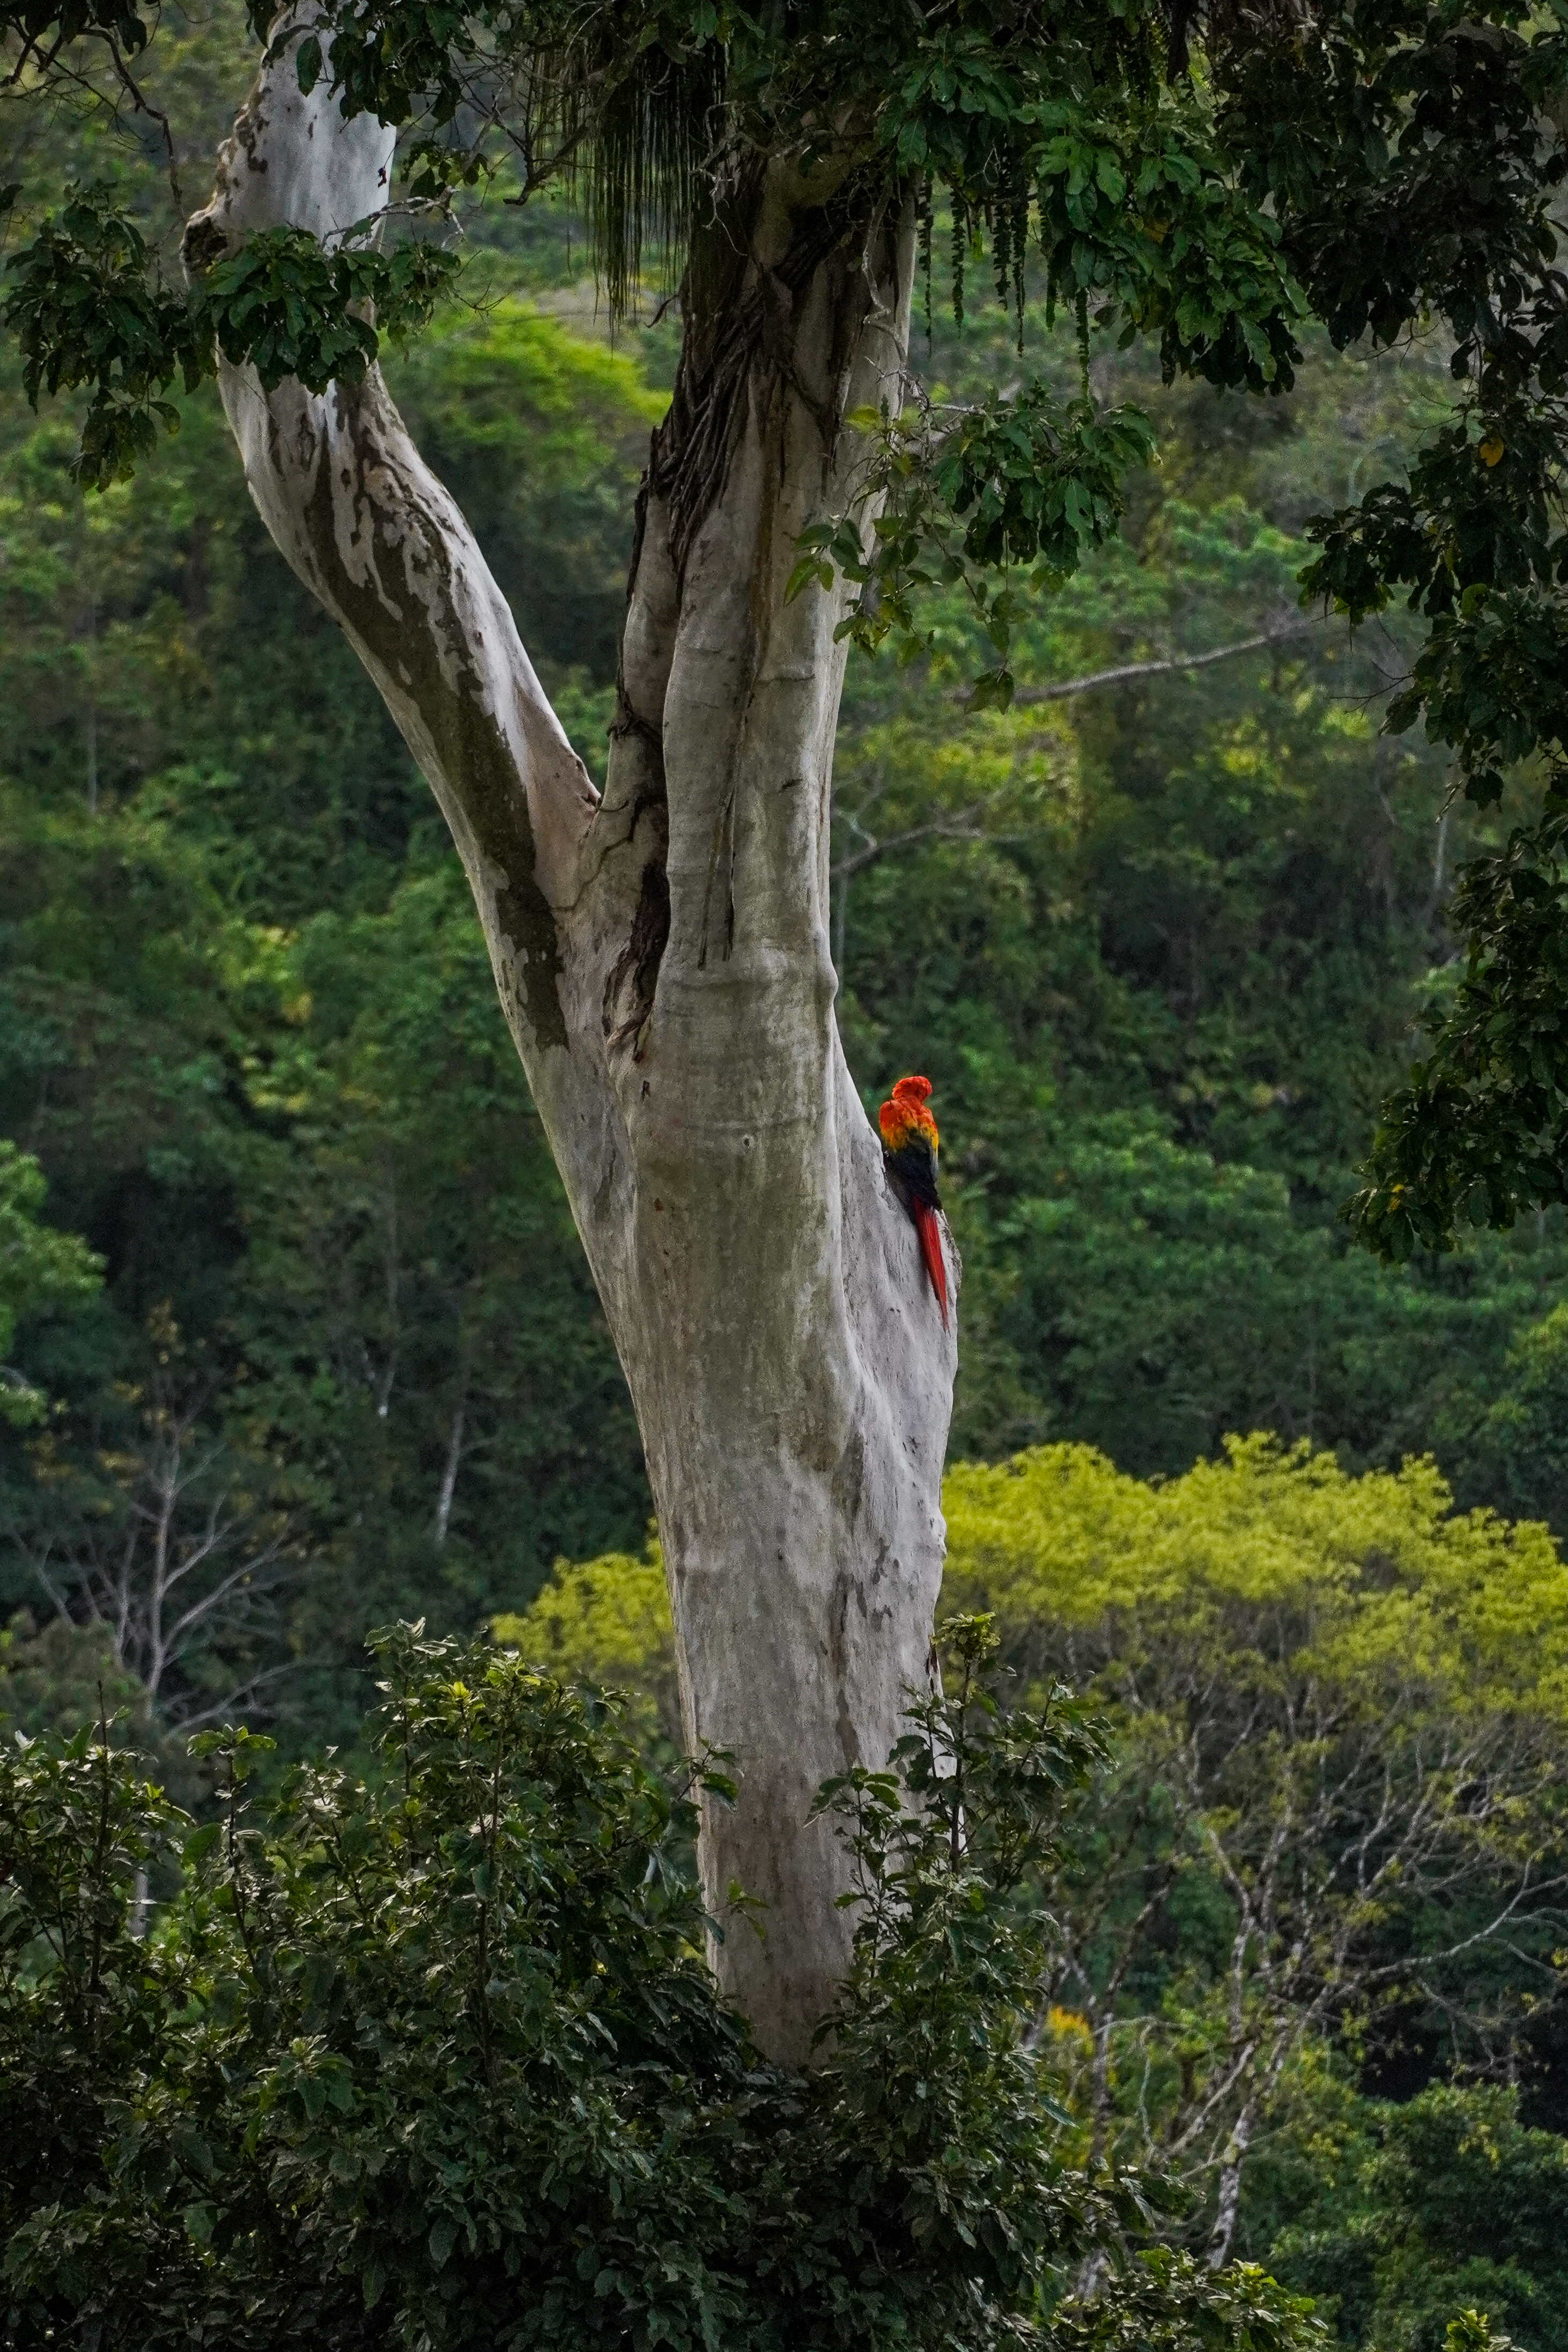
512 1436 1568 1730
944 1434 1568 1723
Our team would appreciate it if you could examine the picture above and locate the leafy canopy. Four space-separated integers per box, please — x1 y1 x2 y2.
3 185 458 490
0 1618 1326 2350
940 1432 1568 1712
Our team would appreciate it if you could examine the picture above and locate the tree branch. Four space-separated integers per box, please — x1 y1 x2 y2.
186 10 601 1064
1000 617 1321 709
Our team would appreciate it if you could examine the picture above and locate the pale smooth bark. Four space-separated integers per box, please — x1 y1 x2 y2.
189 17 955 2061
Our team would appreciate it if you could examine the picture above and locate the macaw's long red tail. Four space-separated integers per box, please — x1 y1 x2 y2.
913 1200 949 1329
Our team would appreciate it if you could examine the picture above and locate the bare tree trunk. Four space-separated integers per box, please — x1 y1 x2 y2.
189 22 953 2062
434 1395 465 1548
1207 2106 1251 2268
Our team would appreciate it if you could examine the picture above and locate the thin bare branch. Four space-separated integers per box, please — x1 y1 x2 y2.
1000 617 1321 710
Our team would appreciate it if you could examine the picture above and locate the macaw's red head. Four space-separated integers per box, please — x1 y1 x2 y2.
878 1073 940 1155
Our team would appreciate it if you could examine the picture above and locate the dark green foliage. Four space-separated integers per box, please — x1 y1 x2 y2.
0 1622 1325 2351
0 0 149 56
792 392 1161 704
810 1614 1119 2303
1051 2255 1332 2352
1210 2 1568 1245
839 18 1303 391
1271 2086 1568 2352
192 218 459 393
3 183 460 489
2 188 199 482
0 1710 190 2310
1220 6 1568 363
1456 1298 1568 1528
0 1139 101 1426
1345 802 1568 1258
0 1611 143 1741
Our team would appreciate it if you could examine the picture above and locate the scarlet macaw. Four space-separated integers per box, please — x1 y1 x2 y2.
877 1073 948 1328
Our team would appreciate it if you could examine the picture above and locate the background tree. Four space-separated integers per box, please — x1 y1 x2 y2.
16 1305 293 1728
940 1439 1568 2266
0 1608 143 1740
1272 2084 1568 2352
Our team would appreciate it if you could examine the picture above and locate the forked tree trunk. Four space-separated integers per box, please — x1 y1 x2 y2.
190 21 955 2062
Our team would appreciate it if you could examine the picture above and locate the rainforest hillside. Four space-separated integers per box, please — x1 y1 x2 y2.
4 125 1565 1734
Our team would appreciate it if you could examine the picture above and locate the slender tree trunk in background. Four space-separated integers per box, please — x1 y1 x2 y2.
434 1393 465 1548
1207 2107 1252 2268
188 23 955 2061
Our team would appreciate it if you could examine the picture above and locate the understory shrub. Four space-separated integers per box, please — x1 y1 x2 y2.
0 1617 1325 2350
